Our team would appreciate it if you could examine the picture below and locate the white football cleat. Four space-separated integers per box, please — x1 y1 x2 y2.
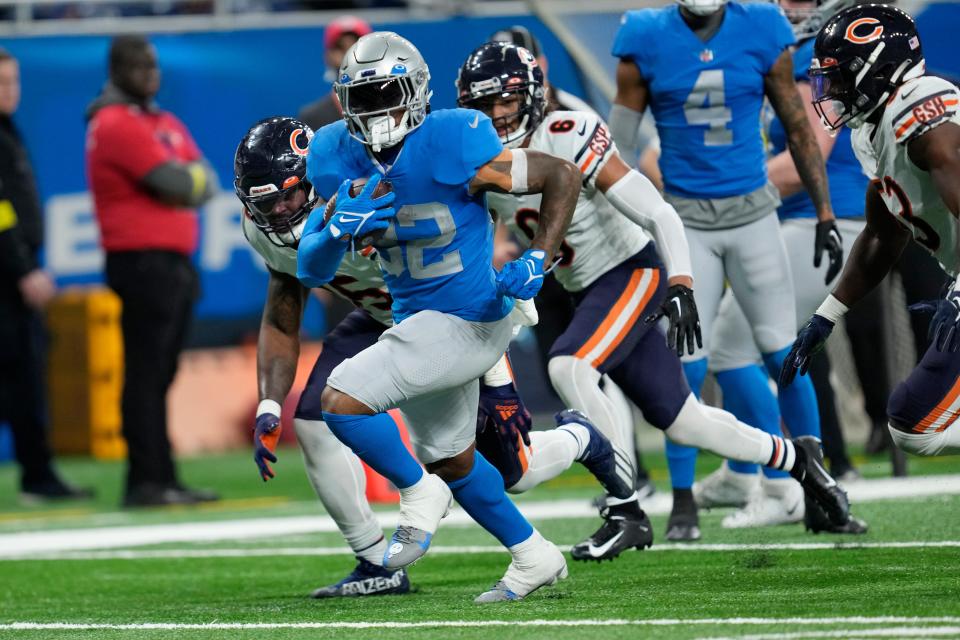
475 532 568 603
383 472 453 569
722 476 804 529
693 463 760 509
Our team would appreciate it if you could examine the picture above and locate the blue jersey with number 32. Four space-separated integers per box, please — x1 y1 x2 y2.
612 2 795 199
306 109 511 324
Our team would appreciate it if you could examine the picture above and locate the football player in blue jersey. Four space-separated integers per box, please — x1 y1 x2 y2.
610 0 843 540
694 0 867 533
295 31 584 603
705 0 868 533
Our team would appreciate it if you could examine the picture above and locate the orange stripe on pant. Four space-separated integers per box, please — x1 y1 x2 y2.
915 375 960 433
573 269 660 369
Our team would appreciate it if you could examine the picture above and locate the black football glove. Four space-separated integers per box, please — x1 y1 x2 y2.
814 220 844 285
908 283 960 352
646 284 703 357
779 315 835 388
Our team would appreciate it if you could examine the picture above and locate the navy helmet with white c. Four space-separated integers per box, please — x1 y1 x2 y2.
456 41 546 148
234 116 318 248
809 3 925 132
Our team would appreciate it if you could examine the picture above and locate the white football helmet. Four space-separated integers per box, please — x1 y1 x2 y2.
677 0 728 17
334 31 432 152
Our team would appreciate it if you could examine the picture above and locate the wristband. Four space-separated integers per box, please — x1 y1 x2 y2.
257 399 282 418
815 294 849 324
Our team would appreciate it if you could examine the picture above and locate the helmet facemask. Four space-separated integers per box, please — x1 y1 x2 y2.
336 70 430 153
810 42 925 133
237 179 317 248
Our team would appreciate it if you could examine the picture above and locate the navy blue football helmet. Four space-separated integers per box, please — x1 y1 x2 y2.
456 41 546 148
234 117 318 248
809 4 925 132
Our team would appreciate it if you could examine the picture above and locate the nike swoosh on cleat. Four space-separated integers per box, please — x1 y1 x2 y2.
586 530 624 557
469 113 480 128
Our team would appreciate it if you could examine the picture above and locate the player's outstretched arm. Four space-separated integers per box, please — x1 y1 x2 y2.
470 149 579 262
608 61 650 166
253 267 309 481
907 122 960 219
780 183 910 386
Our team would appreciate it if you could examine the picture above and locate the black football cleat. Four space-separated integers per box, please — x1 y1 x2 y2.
310 558 410 598
804 494 868 535
558 409 634 500
20 476 94 504
665 488 701 542
789 436 851 527
571 501 653 562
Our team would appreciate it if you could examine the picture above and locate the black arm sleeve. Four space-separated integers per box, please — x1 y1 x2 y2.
141 159 218 208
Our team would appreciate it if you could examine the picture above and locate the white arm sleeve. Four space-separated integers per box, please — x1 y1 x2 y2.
604 169 693 280
608 103 644 166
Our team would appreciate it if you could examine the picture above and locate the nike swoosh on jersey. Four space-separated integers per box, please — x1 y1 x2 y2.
900 85 919 100
469 113 480 129
586 530 624 557
577 121 587 136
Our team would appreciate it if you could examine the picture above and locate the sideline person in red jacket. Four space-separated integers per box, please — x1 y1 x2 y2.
86 35 219 508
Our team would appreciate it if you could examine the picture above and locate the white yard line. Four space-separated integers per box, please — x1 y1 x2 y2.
701 627 960 640
9 540 960 561
1 474 958 558
3 617 959 631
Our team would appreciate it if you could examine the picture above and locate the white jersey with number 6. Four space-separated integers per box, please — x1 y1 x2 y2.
851 75 960 277
487 110 651 292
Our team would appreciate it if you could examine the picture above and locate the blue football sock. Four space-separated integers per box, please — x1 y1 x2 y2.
715 364 789 479
447 451 534 548
764 346 821 440
666 359 709 490
321 411 423 490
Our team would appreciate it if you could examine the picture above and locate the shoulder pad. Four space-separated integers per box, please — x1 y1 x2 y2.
888 77 960 145
539 110 615 179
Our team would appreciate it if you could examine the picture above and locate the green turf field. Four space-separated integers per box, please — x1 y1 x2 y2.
1 448 959 639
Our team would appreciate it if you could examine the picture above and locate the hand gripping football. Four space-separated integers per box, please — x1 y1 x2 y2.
323 177 394 248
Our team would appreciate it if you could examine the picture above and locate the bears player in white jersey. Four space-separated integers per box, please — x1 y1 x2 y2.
236 116 641 598
609 0 842 541
781 4 960 457
457 41 853 561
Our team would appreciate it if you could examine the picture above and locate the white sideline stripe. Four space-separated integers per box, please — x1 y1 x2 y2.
4 617 960 631
11 540 960 561
1 474 959 558
702 627 960 640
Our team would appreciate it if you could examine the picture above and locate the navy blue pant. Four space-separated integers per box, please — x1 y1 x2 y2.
888 338 960 435
549 245 691 430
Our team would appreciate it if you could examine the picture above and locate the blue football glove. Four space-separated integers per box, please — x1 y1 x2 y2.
779 315 835 388
477 382 532 451
326 173 395 245
496 248 548 300
253 412 282 482
909 286 960 352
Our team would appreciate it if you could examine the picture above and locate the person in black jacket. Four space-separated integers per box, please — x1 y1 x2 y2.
0 48 92 502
